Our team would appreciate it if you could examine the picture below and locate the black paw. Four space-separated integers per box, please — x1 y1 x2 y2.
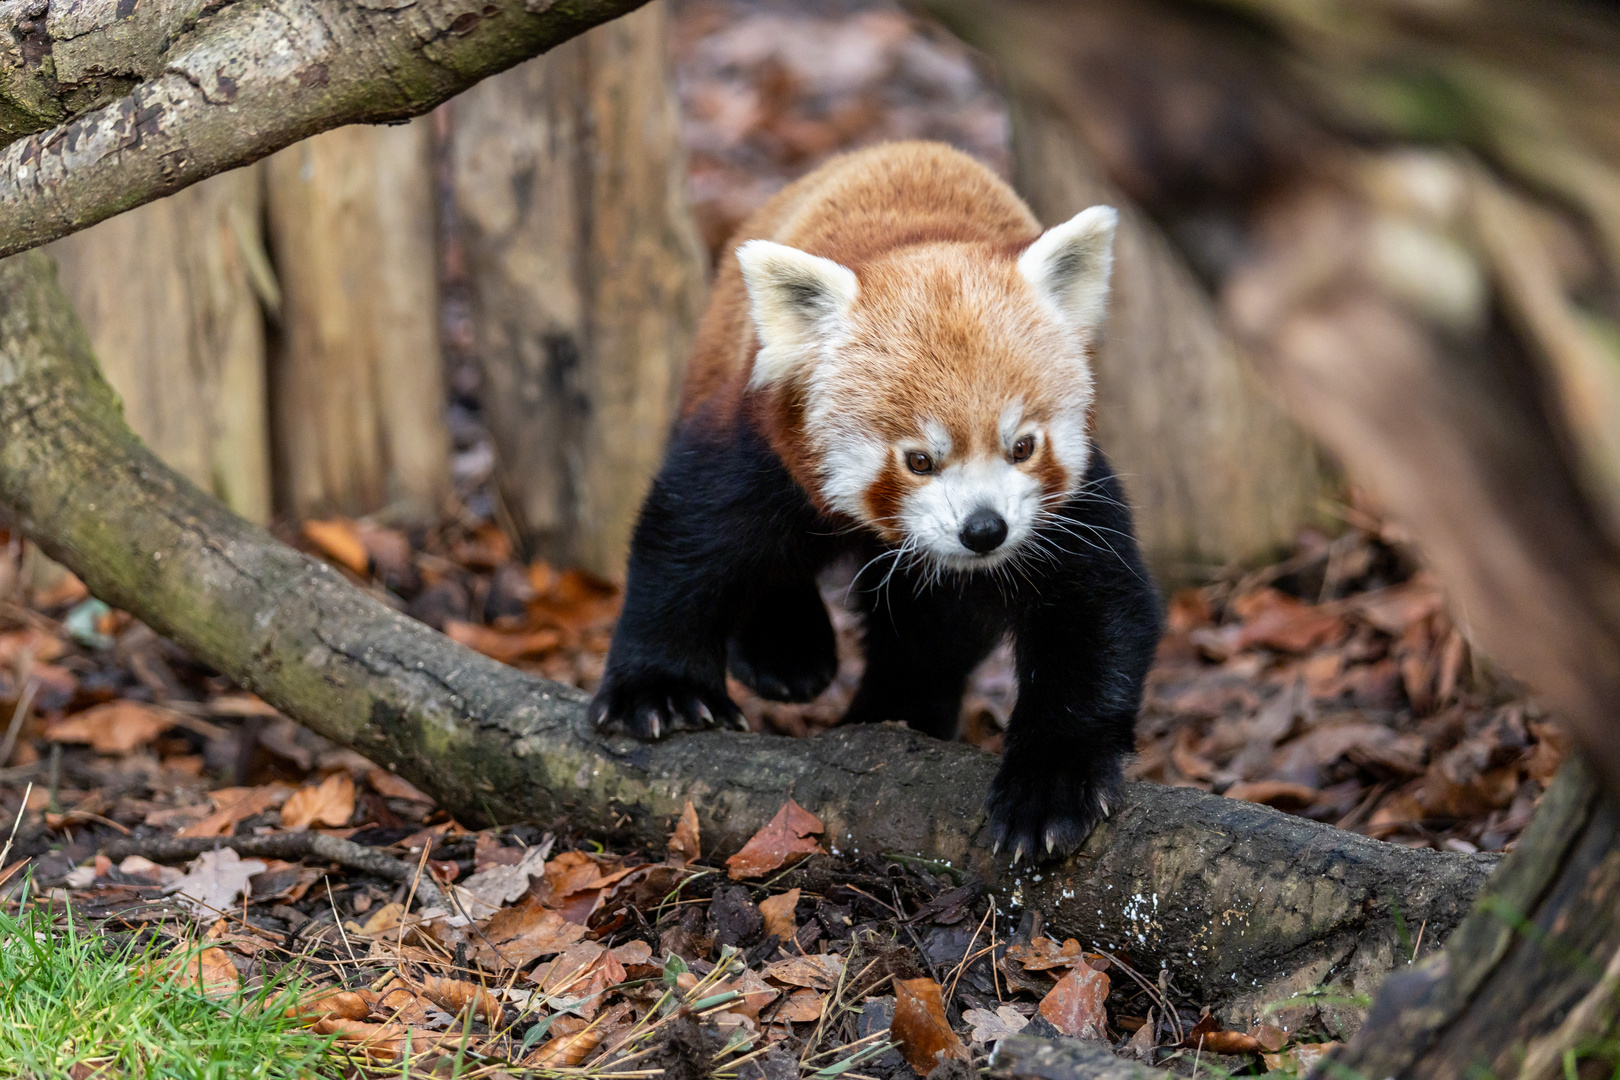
726 588 838 702
985 755 1121 863
589 674 747 739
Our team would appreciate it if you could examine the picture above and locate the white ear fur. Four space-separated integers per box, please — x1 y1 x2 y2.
736 239 858 389
1017 205 1117 340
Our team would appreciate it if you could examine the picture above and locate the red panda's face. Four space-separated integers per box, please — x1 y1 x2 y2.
738 206 1117 572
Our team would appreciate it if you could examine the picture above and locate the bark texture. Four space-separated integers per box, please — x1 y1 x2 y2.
0 0 652 256
1331 759 1620 1080
449 0 706 576
265 117 450 520
0 250 1490 1033
1010 97 1331 584
47 165 273 523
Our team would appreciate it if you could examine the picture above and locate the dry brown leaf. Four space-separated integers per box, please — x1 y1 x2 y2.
443 620 563 663
1224 780 1318 808
45 701 176 755
1006 936 1088 971
777 987 826 1023
354 902 406 936
1263 1042 1341 1071
302 519 369 575
759 888 799 942
668 800 701 865
281 772 356 831
1038 965 1110 1040
163 848 268 916
963 1005 1028 1043
472 898 587 969
527 1003 631 1067
152 945 240 999
892 977 970 1075
725 798 826 880
177 784 292 839
368 769 433 804
287 989 374 1023
763 952 844 990
417 975 501 1022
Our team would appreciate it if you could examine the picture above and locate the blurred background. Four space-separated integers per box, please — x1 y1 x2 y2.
9 0 1620 854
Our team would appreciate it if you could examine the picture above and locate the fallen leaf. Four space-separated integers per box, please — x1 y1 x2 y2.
45 701 176 755
763 952 844 990
1195 1030 1264 1053
1253 1023 1289 1052
355 902 406 936
1223 780 1318 808
1006 936 1089 971
444 620 563 663
458 843 550 918
302 519 369 575
177 784 293 839
287 989 375 1022
163 848 268 916
280 772 356 831
160 945 241 999
726 798 825 880
1127 1007 1157 1060
759 888 799 943
668 800 701 865
1038 965 1110 1040
777 987 826 1023
417 975 501 1022
368 769 433 803
892 977 970 1075
472 898 587 969
1263 1042 1341 1071
963 1005 1028 1043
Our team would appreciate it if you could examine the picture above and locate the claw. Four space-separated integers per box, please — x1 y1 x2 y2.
1099 797 1111 819
649 712 661 740
1045 831 1057 854
695 699 715 725
991 839 1001 856
1011 846 1023 866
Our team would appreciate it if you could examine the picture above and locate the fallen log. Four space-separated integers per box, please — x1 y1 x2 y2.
0 250 1492 1034
0 0 651 257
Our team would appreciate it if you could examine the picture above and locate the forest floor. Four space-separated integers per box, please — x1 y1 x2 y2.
0 1 1568 1077
0 495 1560 1078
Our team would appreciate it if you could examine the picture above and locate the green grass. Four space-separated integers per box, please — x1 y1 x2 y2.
0 885 340 1080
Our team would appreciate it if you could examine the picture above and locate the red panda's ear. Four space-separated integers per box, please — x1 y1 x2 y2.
1017 206 1117 343
736 240 858 389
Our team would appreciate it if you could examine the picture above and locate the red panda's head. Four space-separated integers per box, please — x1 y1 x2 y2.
737 206 1118 573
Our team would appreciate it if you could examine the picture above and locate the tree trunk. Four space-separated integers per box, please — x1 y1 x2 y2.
265 118 450 520
0 1 655 259
448 0 706 576
1333 759 1620 1079
1011 97 1332 584
46 167 273 523
0 249 1488 1036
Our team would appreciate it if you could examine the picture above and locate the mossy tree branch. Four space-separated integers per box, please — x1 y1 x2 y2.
0 0 651 257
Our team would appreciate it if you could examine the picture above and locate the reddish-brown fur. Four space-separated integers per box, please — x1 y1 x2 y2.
681 142 1077 523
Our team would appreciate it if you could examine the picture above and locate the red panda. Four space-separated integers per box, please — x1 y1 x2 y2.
590 142 1160 861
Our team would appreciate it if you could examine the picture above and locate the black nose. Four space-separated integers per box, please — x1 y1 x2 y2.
959 508 1008 554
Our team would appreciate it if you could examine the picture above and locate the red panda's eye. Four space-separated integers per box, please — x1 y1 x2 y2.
906 451 935 475
1012 434 1035 463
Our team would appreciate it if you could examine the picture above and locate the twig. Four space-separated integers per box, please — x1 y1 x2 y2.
102 831 447 909
942 904 993 1005
0 781 33 883
1412 918 1427 962
0 676 37 770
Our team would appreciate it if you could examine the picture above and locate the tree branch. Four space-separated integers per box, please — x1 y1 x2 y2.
0 0 650 257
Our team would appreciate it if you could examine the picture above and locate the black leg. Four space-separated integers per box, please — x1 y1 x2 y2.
728 576 838 702
843 574 1003 740
591 425 823 739
985 453 1161 862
